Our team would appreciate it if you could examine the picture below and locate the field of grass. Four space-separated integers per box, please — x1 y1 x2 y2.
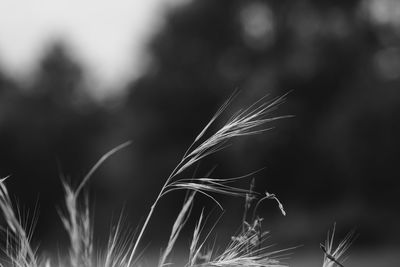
0 93 360 267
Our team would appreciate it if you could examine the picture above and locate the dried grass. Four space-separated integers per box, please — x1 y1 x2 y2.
0 93 355 267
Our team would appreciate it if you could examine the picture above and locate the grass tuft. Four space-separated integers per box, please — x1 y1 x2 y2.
58 141 131 267
0 177 38 267
0 93 356 267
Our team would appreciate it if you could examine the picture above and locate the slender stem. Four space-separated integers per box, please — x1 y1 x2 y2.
127 198 158 266
252 195 268 222
76 141 132 197
126 156 189 266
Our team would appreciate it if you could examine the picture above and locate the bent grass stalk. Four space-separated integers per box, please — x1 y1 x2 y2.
127 93 291 265
58 141 132 267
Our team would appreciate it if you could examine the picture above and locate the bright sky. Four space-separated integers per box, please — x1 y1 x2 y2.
0 0 186 98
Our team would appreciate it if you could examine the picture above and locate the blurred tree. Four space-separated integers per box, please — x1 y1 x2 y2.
33 41 85 106
0 41 109 250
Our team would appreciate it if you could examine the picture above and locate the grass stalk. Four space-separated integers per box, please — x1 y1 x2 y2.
59 141 131 267
127 92 290 265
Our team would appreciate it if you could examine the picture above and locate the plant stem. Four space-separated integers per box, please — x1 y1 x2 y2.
126 157 187 266
127 199 157 266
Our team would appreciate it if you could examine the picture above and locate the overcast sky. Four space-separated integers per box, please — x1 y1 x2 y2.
0 0 187 98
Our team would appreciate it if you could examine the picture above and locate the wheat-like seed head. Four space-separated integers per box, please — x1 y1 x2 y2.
189 217 290 267
159 192 195 267
159 92 291 208
321 224 356 267
58 141 131 267
0 177 38 267
127 92 292 264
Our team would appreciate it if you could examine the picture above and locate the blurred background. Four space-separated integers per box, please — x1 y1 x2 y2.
0 0 399 266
